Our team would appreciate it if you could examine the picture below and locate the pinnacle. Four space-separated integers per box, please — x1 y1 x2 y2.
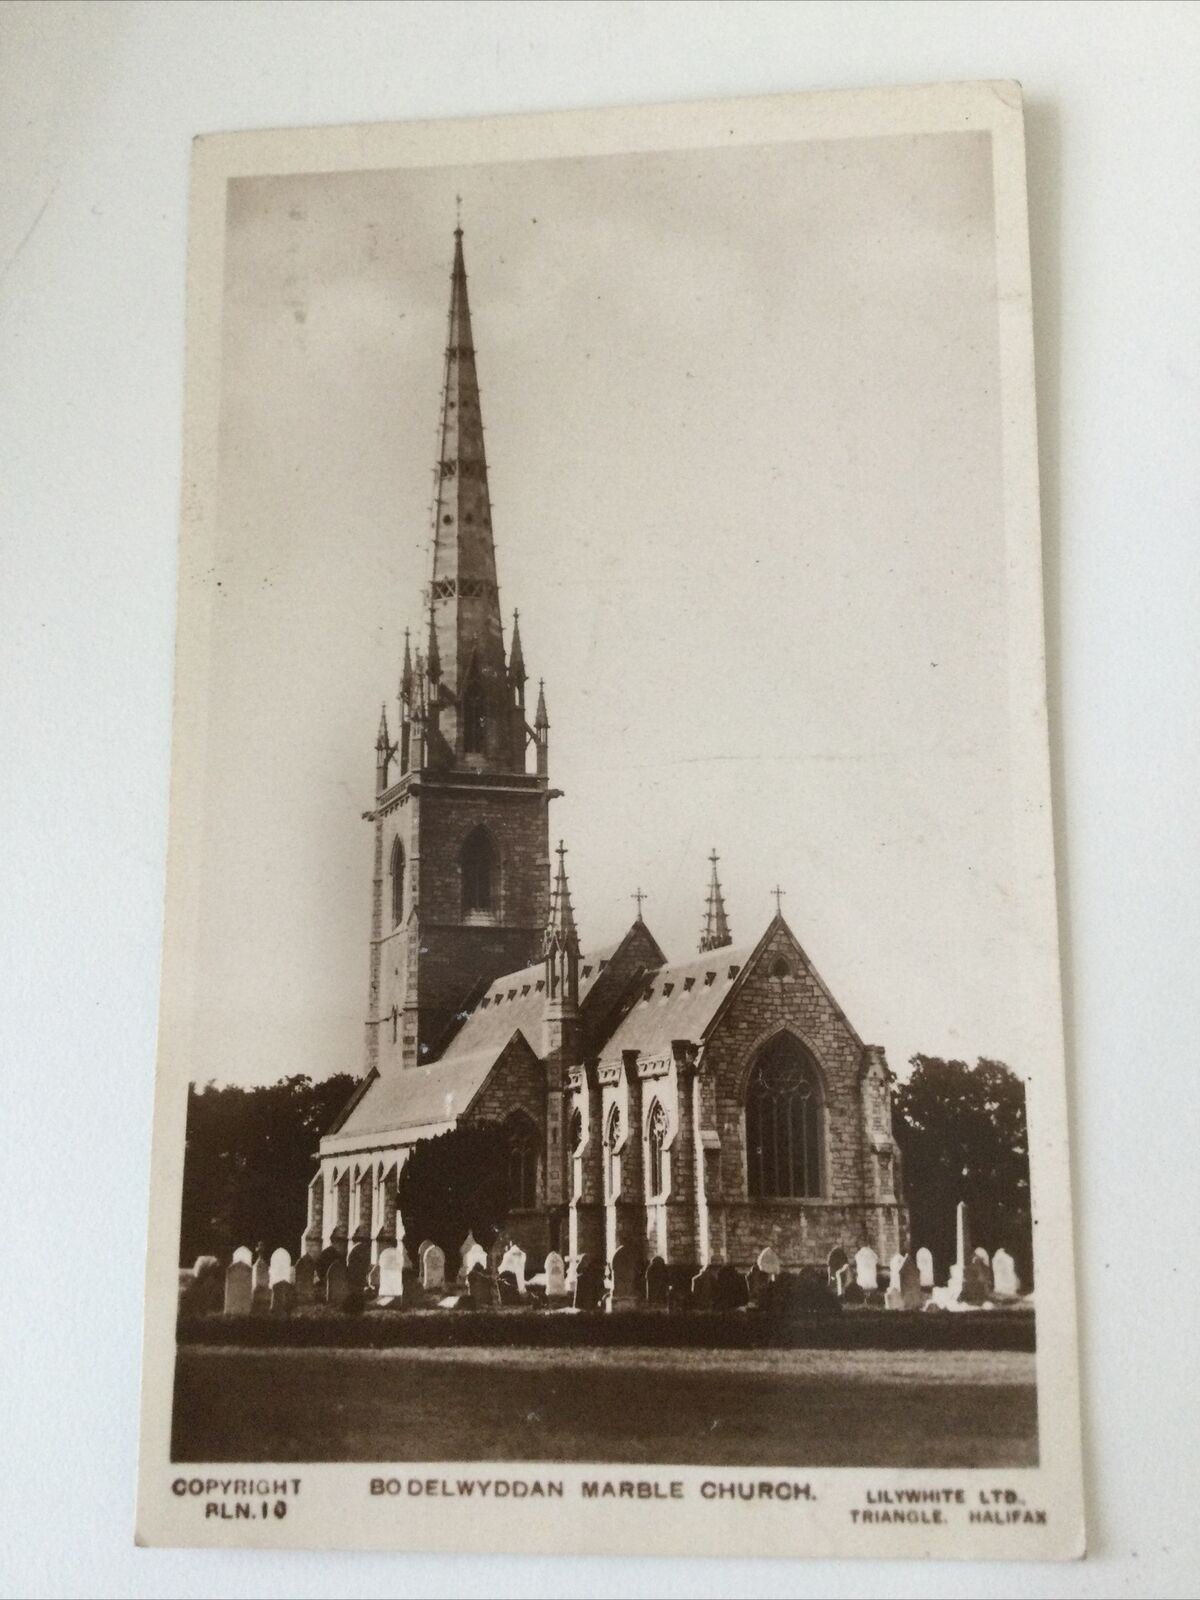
547 838 578 941
699 848 732 952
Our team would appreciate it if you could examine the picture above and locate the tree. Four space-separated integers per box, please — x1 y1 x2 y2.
395 1122 511 1265
180 1073 356 1263
892 1056 1033 1286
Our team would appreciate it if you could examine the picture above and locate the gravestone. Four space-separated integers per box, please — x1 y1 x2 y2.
400 1267 426 1309
270 1280 295 1318
269 1247 292 1287
251 1254 271 1315
468 1263 500 1309
324 1257 349 1308
488 1236 510 1278
460 1232 487 1280
645 1256 668 1307
573 1255 605 1311
294 1255 316 1304
499 1244 527 1297
667 1262 697 1313
417 1241 435 1276
346 1242 371 1291
894 1253 923 1310
223 1260 252 1316
956 1259 989 1306
498 1271 522 1307
189 1256 223 1314
606 1245 640 1312
854 1246 878 1291
231 1246 253 1267
757 1245 782 1280
690 1265 719 1311
949 1201 971 1295
916 1246 935 1288
991 1247 1020 1297
797 1264 836 1312
422 1243 447 1293
827 1245 848 1285
973 1246 993 1290
544 1251 567 1300
745 1265 771 1306
377 1246 405 1298
715 1262 748 1311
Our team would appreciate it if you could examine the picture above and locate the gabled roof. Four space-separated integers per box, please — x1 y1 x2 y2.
597 943 755 1065
324 937 633 1148
331 1039 534 1143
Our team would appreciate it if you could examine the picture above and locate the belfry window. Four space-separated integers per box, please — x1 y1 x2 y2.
390 837 405 927
646 1101 667 1200
463 671 486 754
461 827 497 916
506 1113 539 1210
745 1034 823 1199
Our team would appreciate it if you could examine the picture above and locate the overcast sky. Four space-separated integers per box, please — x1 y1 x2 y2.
196 128 1019 1088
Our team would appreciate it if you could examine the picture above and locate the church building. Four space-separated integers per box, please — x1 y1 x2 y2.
304 228 906 1274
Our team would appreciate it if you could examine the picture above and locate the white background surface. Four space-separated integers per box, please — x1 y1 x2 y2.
1 3 1197 1597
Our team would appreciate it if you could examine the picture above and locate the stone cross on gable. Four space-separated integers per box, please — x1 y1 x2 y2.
631 887 647 918
771 884 786 915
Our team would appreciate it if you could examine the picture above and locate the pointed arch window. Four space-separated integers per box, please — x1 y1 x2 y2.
604 1104 622 1201
568 1107 584 1202
461 827 498 916
505 1112 540 1210
646 1101 668 1200
390 837 406 927
462 669 486 755
745 1033 823 1199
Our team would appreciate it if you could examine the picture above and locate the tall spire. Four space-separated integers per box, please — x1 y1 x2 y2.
427 224 510 766
699 849 732 952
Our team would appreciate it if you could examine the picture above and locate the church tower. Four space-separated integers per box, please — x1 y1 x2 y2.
364 227 557 1072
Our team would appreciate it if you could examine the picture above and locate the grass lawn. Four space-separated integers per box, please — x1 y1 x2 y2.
172 1344 1037 1467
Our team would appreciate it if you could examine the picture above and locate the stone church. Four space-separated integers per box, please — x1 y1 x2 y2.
304 228 906 1274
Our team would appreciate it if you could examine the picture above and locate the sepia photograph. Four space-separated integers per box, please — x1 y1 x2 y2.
136 83 1083 1558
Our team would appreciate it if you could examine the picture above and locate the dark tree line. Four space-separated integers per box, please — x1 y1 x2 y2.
179 1073 355 1263
892 1055 1033 1286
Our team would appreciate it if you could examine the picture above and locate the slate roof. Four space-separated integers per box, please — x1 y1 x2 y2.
334 1046 519 1140
597 943 755 1065
440 939 619 1061
328 941 623 1145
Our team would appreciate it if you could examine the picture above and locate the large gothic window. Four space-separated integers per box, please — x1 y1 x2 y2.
462 670 486 754
506 1112 539 1210
646 1101 667 1199
745 1033 823 1199
460 827 497 916
390 837 405 927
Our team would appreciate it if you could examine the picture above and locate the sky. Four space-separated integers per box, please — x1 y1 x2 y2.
194 128 1020 1088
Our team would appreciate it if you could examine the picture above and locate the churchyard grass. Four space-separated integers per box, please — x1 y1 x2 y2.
172 1344 1036 1466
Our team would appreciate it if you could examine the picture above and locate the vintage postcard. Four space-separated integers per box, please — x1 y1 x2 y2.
137 82 1084 1558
